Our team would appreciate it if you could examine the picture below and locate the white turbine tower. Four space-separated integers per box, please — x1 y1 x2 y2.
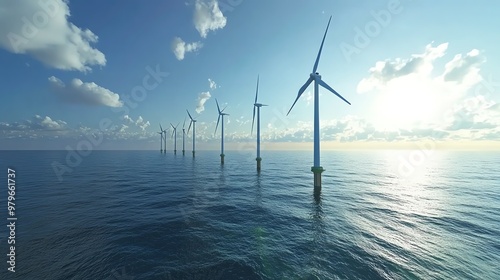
170 122 179 155
158 124 164 153
160 124 167 153
286 15 351 191
182 117 187 156
215 98 229 165
187 110 197 158
251 75 268 172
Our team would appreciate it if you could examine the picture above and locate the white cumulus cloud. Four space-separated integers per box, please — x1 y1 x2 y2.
171 37 203 60
196 92 211 113
48 76 123 107
193 0 227 38
0 0 106 72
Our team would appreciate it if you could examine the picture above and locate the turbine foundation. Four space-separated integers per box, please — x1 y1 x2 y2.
174 150 177 155
192 151 195 158
256 157 262 172
220 154 225 165
311 166 325 191
182 150 185 156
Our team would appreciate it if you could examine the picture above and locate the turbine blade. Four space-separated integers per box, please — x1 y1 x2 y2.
318 79 351 105
255 75 259 104
160 124 163 131
287 76 313 116
215 115 221 135
183 117 186 128
312 15 332 73
188 121 192 133
187 110 194 121
251 106 256 135
170 123 174 129
216 98 221 114
222 105 228 113
176 122 180 128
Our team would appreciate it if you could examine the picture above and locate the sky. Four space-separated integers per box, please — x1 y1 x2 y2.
1 0 499 150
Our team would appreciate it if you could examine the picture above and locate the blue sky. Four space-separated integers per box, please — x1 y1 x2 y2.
1 0 499 150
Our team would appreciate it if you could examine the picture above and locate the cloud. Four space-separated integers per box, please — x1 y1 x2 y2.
196 92 211 113
443 49 484 85
122 115 134 124
357 42 448 93
0 0 106 72
49 76 123 107
135 116 151 131
171 37 203 60
208 78 217 90
193 0 227 38
0 115 67 131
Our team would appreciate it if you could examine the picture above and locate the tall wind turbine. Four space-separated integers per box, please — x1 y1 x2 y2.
182 117 187 156
158 124 164 153
170 122 179 155
160 124 167 153
286 15 351 191
251 75 268 172
215 99 229 165
187 110 197 158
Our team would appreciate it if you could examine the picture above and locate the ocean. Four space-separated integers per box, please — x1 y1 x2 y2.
0 150 499 279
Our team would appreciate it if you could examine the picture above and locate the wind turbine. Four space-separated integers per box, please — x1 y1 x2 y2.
286 15 351 191
160 124 167 153
187 110 197 158
170 122 179 155
251 75 268 172
215 98 229 165
182 117 187 156
158 124 164 153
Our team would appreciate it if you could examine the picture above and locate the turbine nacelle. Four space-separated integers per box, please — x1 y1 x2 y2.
311 72 321 79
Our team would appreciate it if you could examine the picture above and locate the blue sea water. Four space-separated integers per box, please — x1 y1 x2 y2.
0 150 499 279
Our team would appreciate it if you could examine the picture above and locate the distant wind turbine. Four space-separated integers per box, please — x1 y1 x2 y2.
286 15 351 191
215 98 229 165
251 75 268 172
160 124 167 153
187 110 197 158
182 117 187 156
158 124 164 153
170 122 179 155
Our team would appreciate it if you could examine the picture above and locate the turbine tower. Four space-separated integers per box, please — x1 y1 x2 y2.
187 110 197 158
170 122 179 155
158 124 164 153
286 15 351 191
182 117 187 156
251 75 268 172
215 98 229 165
161 124 167 153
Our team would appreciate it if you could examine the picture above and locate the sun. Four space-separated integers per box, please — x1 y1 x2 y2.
371 76 445 131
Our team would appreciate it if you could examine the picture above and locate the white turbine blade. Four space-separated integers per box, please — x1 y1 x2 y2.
170 123 174 129
313 15 332 73
251 106 256 135
187 120 192 133
215 115 221 135
216 98 221 114
261 104 269 106
159 124 163 131
287 76 313 116
318 79 351 105
255 75 259 104
187 110 194 121
221 105 228 113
